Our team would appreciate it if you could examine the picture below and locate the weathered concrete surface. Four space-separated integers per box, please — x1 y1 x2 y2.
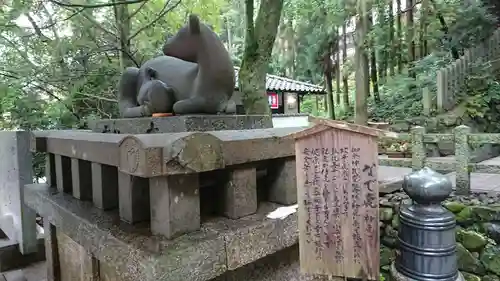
24 184 299 281
90 115 273 134
212 246 328 281
1 261 46 281
209 127 303 166
32 131 125 167
57 231 98 281
0 131 38 254
0 227 45 272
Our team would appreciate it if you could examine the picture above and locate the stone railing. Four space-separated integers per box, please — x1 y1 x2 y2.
27 127 303 281
380 125 500 194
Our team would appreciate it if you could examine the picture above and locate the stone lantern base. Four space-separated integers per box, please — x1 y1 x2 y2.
390 263 465 281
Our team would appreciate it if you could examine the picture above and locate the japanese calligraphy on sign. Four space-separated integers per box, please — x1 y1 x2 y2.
292 119 380 280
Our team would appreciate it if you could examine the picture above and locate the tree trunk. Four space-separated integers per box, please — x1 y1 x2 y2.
342 22 350 109
368 13 379 102
287 19 296 76
396 0 403 73
406 0 416 77
324 52 335 119
335 30 341 105
389 0 395 76
420 0 428 57
370 49 380 103
355 0 370 125
377 4 387 83
239 0 284 114
113 0 133 69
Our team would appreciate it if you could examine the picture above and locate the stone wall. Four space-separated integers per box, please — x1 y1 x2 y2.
380 190 500 281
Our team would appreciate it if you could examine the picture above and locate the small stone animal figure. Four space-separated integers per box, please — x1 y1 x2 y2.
117 14 236 118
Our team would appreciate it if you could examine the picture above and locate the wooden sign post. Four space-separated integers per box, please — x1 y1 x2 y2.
292 118 383 280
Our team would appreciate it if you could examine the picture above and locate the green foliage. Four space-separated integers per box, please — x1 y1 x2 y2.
460 60 500 131
368 0 498 122
444 0 497 51
369 51 452 121
0 0 227 180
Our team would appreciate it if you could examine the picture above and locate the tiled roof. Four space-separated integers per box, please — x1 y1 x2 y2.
234 67 325 94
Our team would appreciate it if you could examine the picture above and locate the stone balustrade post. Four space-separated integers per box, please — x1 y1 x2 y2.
411 126 426 171
392 167 463 281
454 125 471 195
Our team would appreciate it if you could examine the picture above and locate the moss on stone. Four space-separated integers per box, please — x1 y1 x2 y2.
391 214 400 229
457 243 486 275
380 208 394 221
457 229 488 252
482 275 500 281
463 272 482 281
380 246 395 266
480 244 500 276
444 201 468 213
457 207 474 224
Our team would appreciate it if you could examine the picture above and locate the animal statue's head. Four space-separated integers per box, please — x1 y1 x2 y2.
162 14 210 63
138 67 174 113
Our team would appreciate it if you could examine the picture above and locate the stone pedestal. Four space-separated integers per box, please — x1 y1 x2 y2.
89 115 273 134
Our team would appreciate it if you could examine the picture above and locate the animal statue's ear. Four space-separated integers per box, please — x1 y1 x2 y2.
145 67 158 80
188 14 201 35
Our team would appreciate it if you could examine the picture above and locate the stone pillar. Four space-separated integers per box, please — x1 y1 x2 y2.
71 159 93 200
55 154 73 193
268 158 297 205
422 87 432 116
0 131 38 254
149 174 200 239
118 172 150 224
91 163 118 210
223 167 258 219
411 126 426 171
46 153 56 188
454 125 471 195
393 167 463 281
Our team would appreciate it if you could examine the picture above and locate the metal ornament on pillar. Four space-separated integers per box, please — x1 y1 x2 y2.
392 167 463 281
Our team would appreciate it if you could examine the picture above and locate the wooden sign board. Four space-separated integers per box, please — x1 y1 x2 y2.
292 118 380 280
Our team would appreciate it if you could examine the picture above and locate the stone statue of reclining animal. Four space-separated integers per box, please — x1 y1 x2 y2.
117 14 236 118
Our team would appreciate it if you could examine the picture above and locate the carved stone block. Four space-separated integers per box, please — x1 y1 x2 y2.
224 167 258 219
91 163 118 210
71 158 93 200
118 172 150 224
149 174 200 239
90 115 273 134
268 158 297 205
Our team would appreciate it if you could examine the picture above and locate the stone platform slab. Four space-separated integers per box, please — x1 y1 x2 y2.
90 115 273 134
24 183 298 281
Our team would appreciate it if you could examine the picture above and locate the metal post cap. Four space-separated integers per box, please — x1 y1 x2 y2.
403 167 453 204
